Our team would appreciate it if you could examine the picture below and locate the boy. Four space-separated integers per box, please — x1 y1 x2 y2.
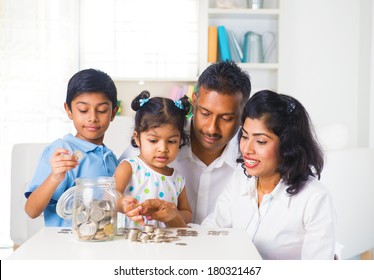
25 69 119 227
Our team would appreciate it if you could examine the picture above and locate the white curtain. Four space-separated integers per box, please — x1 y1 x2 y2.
0 0 79 241
80 0 199 79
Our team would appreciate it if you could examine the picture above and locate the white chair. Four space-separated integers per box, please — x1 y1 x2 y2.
321 148 374 259
10 143 47 247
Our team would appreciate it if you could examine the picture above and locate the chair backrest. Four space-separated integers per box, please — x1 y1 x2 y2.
10 143 47 246
321 148 374 259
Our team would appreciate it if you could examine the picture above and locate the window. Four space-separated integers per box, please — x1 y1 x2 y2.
80 0 199 80
0 0 200 243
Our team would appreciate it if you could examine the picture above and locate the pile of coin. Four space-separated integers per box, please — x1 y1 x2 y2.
207 230 229 236
73 199 116 241
117 226 199 244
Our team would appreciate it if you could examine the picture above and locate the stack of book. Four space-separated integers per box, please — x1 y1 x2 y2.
208 25 243 63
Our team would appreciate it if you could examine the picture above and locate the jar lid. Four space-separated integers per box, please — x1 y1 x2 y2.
75 176 115 187
56 186 76 219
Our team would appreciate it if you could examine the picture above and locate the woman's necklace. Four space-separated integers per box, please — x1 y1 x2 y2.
258 181 271 194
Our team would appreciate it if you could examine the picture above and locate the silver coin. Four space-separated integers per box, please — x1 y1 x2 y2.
144 225 155 233
73 150 83 160
89 206 105 222
75 210 89 225
79 221 97 237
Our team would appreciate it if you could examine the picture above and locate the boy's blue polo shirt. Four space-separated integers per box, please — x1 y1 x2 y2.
25 134 118 227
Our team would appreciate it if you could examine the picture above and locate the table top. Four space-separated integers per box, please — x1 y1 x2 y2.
7 227 262 260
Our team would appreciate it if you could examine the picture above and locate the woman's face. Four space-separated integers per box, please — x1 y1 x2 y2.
239 117 281 180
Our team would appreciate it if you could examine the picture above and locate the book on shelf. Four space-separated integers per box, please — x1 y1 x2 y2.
217 26 232 62
208 26 218 63
228 30 243 63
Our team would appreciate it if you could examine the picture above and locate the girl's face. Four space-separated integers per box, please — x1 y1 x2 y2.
64 92 117 145
134 124 181 174
239 117 281 181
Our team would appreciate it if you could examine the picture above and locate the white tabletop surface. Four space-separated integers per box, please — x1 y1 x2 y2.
7 227 262 260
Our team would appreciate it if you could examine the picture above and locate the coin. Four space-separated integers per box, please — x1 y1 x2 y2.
144 225 155 233
103 224 114 235
89 206 105 222
75 210 89 225
73 150 83 160
79 221 97 237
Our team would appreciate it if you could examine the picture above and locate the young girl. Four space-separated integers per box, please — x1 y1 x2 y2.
114 90 192 228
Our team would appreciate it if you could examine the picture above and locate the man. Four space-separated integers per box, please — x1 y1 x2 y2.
171 61 251 223
119 61 251 224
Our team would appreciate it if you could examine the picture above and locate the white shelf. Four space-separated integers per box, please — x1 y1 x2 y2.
208 8 280 18
200 0 281 90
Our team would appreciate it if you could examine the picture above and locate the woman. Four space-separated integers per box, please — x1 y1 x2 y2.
201 90 336 259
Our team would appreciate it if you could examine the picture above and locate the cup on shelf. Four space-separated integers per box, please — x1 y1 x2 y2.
248 0 263 9
215 0 247 9
243 31 276 63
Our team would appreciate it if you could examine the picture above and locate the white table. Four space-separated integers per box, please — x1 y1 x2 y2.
7 227 262 260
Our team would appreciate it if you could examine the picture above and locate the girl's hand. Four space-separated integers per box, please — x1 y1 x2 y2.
49 148 79 183
117 195 145 225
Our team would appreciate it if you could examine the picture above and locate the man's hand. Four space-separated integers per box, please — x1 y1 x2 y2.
140 198 187 227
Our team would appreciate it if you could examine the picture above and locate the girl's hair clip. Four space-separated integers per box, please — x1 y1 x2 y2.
139 98 149 107
174 100 184 110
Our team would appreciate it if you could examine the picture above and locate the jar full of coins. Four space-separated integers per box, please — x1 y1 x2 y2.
57 177 118 241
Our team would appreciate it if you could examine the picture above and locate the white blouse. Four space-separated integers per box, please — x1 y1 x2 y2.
201 166 337 260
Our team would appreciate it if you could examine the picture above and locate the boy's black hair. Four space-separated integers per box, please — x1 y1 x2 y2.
66 68 117 110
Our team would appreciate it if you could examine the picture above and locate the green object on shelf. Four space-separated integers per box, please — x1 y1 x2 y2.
116 100 122 116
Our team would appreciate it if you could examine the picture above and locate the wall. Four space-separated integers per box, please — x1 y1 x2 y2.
278 0 372 149
370 1 374 148
115 81 196 118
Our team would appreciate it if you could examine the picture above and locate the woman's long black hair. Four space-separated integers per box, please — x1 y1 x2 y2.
237 90 324 195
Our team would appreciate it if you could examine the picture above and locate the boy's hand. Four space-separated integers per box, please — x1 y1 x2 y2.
49 148 79 183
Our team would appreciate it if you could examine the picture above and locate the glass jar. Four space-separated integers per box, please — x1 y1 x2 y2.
57 177 118 241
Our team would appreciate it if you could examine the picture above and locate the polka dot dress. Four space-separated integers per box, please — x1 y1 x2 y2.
122 157 185 228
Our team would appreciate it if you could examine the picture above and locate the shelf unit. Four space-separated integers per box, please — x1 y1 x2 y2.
199 0 281 91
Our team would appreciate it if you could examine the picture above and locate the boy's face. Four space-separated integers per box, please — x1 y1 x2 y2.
64 92 118 145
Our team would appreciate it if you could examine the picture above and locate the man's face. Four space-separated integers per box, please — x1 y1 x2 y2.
192 86 243 153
